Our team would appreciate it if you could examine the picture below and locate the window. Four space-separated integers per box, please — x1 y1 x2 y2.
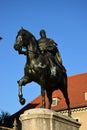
84 92 87 100
52 97 60 107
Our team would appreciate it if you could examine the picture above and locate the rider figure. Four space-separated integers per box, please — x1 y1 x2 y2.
38 29 66 73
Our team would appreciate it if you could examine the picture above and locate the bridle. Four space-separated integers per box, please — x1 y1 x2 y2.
16 35 40 55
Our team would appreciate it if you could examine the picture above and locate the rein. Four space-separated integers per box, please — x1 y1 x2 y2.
27 49 40 55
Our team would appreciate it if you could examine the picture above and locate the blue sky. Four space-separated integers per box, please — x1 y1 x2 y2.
0 0 87 115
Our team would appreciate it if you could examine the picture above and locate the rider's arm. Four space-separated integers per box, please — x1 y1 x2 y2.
47 39 58 55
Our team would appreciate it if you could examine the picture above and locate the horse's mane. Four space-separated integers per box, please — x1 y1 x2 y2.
17 28 38 43
17 28 39 52
18 28 36 39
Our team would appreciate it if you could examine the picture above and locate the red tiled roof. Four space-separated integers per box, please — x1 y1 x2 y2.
11 72 87 118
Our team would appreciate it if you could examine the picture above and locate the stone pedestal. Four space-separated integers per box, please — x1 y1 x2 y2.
19 108 81 130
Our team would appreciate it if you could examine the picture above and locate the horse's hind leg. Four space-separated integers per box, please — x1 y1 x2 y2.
65 93 71 117
61 87 71 117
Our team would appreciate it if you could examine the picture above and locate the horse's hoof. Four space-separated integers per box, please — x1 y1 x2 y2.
20 98 26 105
40 104 46 108
68 110 72 117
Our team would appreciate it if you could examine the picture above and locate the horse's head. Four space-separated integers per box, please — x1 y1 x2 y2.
14 28 36 53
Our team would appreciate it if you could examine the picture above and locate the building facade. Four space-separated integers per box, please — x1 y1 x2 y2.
10 72 87 130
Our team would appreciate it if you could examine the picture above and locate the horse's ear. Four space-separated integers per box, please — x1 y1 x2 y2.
21 26 24 30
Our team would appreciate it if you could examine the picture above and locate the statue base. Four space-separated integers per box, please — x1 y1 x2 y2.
19 108 81 130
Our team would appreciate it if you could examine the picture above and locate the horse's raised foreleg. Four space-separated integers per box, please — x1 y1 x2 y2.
17 76 29 86
17 76 29 105
18 85 26 105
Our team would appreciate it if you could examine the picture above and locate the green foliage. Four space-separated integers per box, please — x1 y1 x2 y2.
0 111 12 127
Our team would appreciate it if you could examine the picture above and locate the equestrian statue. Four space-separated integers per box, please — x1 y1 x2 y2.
14 28 71 117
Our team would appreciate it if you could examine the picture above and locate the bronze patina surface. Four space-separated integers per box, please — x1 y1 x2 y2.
14 28 71 117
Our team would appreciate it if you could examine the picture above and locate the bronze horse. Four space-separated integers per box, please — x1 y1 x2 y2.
14 28 71 117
